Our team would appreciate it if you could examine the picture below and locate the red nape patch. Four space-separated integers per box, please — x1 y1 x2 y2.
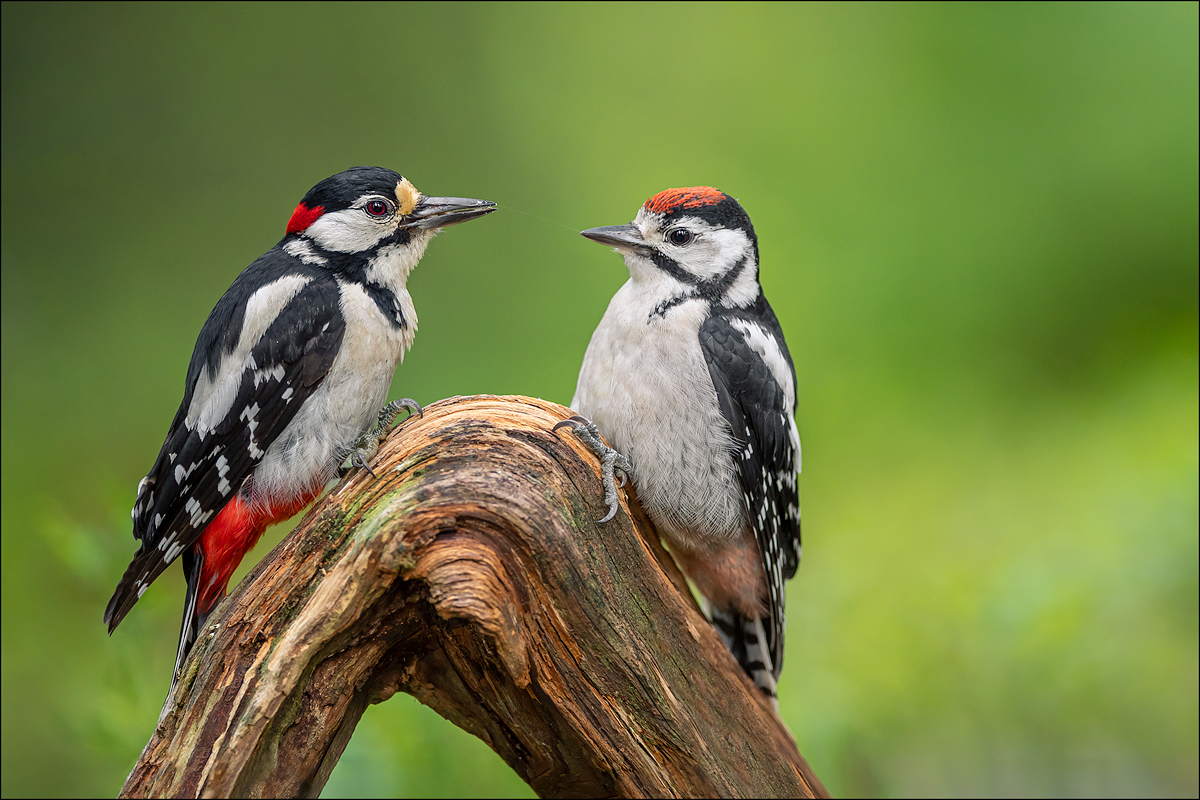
643 186 726 215
286 202 325 234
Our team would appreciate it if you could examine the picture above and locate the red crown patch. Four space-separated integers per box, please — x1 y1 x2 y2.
643 186 726 215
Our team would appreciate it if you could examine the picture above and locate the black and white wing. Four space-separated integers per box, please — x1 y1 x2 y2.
104 259 345 631
697 295 801 681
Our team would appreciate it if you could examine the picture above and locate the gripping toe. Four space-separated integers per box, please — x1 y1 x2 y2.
553 414 632 523
342 399 423 478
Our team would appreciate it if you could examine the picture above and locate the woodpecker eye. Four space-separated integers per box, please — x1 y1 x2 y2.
667 228 694 246
365 199 391 218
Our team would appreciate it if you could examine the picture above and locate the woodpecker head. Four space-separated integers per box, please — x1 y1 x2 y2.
582 187 761 308
282 166 495 276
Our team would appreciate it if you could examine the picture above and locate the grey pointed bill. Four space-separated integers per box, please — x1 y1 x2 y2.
581 224 649 253
407 197 497 229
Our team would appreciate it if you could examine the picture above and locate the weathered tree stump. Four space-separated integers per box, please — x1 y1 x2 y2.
119 395 828 799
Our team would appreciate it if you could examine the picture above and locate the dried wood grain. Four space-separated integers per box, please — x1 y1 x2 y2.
118 395 828 799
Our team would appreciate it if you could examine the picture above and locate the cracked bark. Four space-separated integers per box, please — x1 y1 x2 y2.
117 395 828 799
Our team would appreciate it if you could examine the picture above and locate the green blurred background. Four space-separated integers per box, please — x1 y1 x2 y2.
2 2 1196 797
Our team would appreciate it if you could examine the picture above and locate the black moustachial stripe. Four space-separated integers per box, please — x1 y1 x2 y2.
647 251 753 321
300 235 412 332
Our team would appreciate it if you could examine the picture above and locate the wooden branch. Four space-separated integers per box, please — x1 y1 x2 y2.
119 395 828 799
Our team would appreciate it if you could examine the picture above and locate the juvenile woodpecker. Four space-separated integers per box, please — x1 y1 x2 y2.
104 167 495 687
559 187 801 700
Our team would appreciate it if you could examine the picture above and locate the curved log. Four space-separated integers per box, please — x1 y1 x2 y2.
118 395 828 799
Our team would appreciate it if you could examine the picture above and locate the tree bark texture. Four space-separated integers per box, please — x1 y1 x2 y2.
118 395 828 799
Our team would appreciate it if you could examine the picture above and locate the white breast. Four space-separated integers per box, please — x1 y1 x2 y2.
248 279 416 508
571 277 744 549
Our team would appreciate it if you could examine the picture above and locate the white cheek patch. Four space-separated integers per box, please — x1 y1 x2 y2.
304 208 394 253
676 226 750 281
705 228 752 275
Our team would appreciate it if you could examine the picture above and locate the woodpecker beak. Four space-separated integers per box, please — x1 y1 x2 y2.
406 197 497 230
581 224 649 253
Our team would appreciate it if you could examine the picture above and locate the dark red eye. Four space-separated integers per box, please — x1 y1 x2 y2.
365 199 390 217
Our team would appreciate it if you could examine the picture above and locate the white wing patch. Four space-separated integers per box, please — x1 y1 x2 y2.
186 275 311 435
727 318 793 412
729 317 802 474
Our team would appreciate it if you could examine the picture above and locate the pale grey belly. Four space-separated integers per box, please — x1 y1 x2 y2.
577 334 746 549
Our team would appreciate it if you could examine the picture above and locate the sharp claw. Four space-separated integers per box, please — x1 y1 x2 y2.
393 397 423 422
553 413 630 525
349 449 379 478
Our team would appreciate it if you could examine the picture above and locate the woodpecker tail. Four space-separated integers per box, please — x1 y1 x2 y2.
173 548 207 688
169 494 263 690
166 491 315 691
104 547 162 634
708 604 779 707
173 538 241 690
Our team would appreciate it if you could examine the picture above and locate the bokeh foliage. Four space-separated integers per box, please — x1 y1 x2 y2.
2 2 1195 797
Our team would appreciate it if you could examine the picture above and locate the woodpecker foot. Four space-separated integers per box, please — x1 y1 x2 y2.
553 414 631 523
341 398 423 478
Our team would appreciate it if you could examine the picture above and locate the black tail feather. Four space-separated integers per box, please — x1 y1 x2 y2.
172 548 205 691
706 603 779 701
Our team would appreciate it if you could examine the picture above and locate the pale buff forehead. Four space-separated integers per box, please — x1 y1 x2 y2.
395 178 420 216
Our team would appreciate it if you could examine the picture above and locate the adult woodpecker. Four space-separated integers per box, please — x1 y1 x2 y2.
558 187 801 701
104 166 495 687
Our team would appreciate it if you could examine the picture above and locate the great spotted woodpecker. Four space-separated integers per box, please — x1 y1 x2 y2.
104 167 494 688
558 187 801 701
